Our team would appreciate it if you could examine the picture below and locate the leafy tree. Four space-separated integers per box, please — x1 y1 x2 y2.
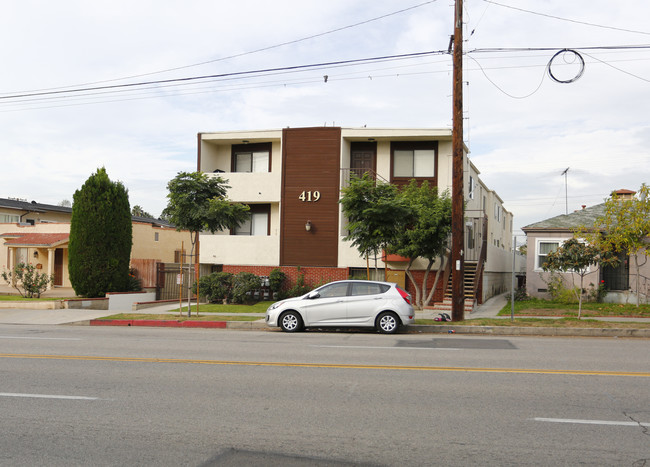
69 168 132 298
340 173 410 278
131 205 153 218
1 263 54 298
162 171 249 315
588 184 650 307
542 238 602 319
390 181 452 309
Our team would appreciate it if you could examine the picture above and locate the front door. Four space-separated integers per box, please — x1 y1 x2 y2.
350 142 376 178
54 249 64 286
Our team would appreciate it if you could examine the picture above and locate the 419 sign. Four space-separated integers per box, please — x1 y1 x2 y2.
298 190 321 202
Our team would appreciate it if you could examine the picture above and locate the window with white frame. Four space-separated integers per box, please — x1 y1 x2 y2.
468 176 475 199
536 240 560 269
0 214 20 223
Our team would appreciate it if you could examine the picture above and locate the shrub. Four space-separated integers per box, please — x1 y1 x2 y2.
514 286 529 301
543 271 579 304
1 263 54 298
269 268 287 298
194 272 233 303
231 272 262 304
127 268 142 292
587 280 608 303
286 272 311 298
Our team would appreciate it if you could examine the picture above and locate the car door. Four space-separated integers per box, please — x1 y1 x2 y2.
346 282 389 325
300 282 350 326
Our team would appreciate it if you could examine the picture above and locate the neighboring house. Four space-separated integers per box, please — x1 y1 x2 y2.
197 126 517 306
0 198 191 292
522 189 649 304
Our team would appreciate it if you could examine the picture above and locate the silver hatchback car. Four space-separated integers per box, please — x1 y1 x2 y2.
265 280 414 333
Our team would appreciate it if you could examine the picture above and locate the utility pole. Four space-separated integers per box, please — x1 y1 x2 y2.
451 0 465 321
561 167 569 215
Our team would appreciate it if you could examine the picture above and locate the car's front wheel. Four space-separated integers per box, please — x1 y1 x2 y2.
376 311 400 334
279 311 304 333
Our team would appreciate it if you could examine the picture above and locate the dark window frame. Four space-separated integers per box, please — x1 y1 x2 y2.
390 141 438 186
231 142 272 173
232 204 271 236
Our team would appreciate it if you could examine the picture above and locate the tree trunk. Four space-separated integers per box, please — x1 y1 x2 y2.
404 258 421 310
423 255 445 308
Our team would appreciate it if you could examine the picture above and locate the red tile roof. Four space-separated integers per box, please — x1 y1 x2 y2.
3 233 69 247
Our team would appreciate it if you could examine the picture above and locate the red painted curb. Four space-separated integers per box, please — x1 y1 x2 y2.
90 319 134 326
90 319 228 328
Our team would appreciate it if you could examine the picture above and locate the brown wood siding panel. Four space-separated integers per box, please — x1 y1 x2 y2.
281 127 341 267
131 258 160 288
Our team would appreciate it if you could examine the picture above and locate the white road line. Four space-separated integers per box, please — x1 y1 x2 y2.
533 417 650 427
0 393 99 400
310 345 461 351
0 336 82 341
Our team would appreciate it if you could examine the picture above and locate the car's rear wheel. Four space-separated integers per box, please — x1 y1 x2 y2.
376 311 400 334
279 311 303 333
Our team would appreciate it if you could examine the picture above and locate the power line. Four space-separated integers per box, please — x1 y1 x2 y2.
0 51 446 101
2 0 439 95
482 0 650 36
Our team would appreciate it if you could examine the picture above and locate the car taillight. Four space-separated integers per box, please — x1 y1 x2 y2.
397 287 411 305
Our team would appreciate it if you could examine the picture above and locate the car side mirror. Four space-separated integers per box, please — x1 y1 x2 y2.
308 291 320 299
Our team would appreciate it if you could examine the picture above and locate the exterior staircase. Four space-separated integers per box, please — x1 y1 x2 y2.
431 261 478 314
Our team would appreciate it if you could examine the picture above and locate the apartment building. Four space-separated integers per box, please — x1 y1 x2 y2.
197 126 514 304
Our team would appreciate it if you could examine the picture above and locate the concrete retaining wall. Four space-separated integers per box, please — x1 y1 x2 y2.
106 291 156 311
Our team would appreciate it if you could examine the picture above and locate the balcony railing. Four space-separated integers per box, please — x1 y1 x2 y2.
340 168 390 189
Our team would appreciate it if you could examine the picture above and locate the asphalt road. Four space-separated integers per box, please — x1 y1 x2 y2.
1 325 648 466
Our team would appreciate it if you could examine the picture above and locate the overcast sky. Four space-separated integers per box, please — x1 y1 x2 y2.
1 0 648 235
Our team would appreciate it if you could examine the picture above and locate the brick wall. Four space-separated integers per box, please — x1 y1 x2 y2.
405 270 446 303
222 265 348 289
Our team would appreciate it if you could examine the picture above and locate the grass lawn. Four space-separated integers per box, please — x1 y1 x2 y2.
497 298 650 318
0 294 72 301
178 301 273 314
98 301 273 321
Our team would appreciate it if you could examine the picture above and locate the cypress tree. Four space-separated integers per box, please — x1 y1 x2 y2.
68 167 132 297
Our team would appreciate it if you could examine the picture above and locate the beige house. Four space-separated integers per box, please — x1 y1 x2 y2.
1 198 191 291
522 189 650 304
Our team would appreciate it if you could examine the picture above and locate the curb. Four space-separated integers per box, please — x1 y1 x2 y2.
405 325 650 338
89 319 266 330
88 319 650 337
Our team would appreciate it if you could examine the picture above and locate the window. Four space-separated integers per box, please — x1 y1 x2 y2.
391 142 437 180
317 282 349 298
350 282 389 296
536 241 559 269
174 250 186 263
154 232 159 242
495 203 502 222
234 205 270 236
468 176 475 199
232 143 271 173
0 214 20 223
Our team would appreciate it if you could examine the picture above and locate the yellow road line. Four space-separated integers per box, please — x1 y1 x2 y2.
1 353 648 377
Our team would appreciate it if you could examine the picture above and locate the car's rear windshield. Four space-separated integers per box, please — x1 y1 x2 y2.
350 283 390 296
